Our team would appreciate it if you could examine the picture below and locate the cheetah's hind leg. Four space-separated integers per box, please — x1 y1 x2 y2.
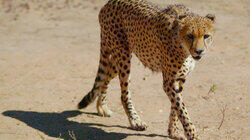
96 54 118 117
78 48 117 117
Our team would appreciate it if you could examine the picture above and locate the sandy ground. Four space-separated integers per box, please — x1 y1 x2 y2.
0 0 249 139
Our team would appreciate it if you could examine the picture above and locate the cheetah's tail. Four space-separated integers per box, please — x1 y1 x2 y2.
78 88 98 109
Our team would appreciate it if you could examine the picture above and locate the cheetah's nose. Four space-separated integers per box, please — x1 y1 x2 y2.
195 50 204 55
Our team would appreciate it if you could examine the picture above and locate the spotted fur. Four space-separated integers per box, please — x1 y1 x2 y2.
78 0 215 139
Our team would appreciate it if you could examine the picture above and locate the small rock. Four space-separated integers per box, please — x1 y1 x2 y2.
233 107 239 111
198 85 203 89
87 114 94 118
202 126 209 131
202 96 210 100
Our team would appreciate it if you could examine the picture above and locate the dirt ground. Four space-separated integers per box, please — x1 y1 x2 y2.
0 0 249 139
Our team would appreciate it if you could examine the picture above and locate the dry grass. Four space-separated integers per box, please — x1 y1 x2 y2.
218 104 227 130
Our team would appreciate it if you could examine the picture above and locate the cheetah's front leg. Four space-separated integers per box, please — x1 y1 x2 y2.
115 50 147 131
163 74 198 139
168 107 183 140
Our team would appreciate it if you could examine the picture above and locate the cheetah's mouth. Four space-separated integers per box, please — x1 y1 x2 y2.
193 56 201 60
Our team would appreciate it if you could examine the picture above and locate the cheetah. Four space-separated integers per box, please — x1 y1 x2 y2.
78 0 215 139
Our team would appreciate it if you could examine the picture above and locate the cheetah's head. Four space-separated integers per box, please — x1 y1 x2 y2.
178 14 215 61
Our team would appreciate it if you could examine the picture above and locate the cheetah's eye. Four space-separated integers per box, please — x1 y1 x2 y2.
187 34 194 40
204 34 210 39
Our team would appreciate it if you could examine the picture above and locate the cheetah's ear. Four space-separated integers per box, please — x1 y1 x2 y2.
178 14 187 20
175 14 187 26
205 14 216 23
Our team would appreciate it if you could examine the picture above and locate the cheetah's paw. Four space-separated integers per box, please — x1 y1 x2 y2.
97 105 113 117
168 128 184 140
130 119 147 131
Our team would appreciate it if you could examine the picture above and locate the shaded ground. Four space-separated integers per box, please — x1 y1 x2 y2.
0 0 249 139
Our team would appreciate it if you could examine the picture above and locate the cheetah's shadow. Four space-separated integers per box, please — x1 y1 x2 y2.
2 110 168 140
